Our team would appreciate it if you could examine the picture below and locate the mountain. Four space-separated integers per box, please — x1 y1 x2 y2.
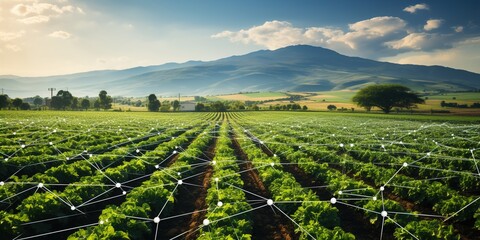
2 45 479 98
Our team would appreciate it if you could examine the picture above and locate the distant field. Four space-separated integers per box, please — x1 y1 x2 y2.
215 92 288 101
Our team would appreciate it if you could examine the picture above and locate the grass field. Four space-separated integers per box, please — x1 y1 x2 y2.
0 110 479 239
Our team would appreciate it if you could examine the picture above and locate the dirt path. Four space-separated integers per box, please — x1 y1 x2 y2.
245 132 383 240
231 131 297 240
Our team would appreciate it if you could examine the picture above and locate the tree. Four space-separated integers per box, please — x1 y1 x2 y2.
20 102 30 110
0 95 11 110
51 90 73 110
51 96 63 110
71 97 79 110
147 94 160 112
172 100 180 111
99 90 112 110
327 104 337 111
94 99 100 110
302 105 308 111
352 84 424 113
12 98 23 110
33 96 43 109
81 99 90 110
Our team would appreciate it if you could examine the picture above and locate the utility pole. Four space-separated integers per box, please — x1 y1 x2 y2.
48 88 56 98
1 88 3 95
48 88 56 108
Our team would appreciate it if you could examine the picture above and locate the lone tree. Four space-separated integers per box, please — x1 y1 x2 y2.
327 104 337 111
172 100 180 111
33 96 43 110
81 99 90 110
0 95 10 110
147 94 160 112
352 84 424 113
99 90 112 110
12 98 23 110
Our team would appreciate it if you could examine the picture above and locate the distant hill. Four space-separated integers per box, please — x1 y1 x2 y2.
1 45 479 98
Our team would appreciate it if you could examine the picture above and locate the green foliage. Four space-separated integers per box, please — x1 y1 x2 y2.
394 220 460 240
147 94 160 111
352 84 424 113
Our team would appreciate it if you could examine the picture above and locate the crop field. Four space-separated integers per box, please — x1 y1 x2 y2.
1 111 480 240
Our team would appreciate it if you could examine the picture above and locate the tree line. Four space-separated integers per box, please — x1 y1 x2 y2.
0 90 113 111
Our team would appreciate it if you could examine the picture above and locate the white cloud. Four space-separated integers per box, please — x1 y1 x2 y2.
386 32 450 51
49 30 71 39
10 2 74 17
386 33 429 50
18 15 50 24
403 3 429 13
454 26 464 33
382 36 480 73
338 16 406 49
77 7 85 14
6 44 22 52
212 17 406 52
0 30 26 41
424 19 443 31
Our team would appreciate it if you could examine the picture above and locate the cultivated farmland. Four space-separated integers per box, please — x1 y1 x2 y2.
1 111 479 239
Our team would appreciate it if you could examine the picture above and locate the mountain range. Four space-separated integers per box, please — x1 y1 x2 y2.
2 45 480 98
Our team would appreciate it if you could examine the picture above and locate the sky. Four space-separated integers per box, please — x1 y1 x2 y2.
0 0 479 76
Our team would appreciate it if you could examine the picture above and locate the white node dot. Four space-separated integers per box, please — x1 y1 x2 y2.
71 206 76 211
212 160 216 165
380 186 385 191
49 142 53 145
178 180 183 185
217 201 223 207
403 162 408 167
38 183 44 188
373 196 377 201
270 162 275 167
381 211 388 217
332 134 335 137
136 149 140 153
122 191 127 195
155 165 159 169
128 137 132 141
177 172 181 176
171 137 175 140
381 144 385 148
350 143 354 147
66 157 70 161
267 199 274 206
99 220 104 225
89 154 93 158
273 154 277 157
173 150 177 154
0 181 4 186
13 132 16 135
21 144 26 148
214 177 219 182
203 219 210 226
153 217 160 223
53 129 57 133
339 143 344 148
338 191 343 195
427 152 431 156
118 129 122 132
259 141 264 144
330 198 337 204
4 158 8 162
115 183 121 188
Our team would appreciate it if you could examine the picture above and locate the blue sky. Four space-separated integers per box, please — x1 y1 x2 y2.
1 0 479 76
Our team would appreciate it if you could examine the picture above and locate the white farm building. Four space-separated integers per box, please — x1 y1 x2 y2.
180 102 196 111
